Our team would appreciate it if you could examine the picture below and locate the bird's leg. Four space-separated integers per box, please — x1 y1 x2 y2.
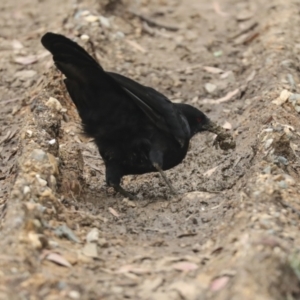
153 163 177 195
150 149 177 195
112 184 137 200
105 161 136 200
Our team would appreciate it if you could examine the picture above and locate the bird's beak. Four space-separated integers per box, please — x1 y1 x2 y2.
201 119 218 133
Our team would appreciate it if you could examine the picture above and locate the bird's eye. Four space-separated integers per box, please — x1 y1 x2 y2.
197 117 202 123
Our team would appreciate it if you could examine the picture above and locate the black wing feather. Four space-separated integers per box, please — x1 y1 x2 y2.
107 72 190 146
41 32 190 145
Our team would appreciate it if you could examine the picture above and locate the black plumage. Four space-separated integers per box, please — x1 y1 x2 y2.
41 32 219 199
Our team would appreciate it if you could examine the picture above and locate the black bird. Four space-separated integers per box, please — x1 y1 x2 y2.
41 32 220 199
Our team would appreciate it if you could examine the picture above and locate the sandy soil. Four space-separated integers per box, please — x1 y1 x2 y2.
1 0 300 299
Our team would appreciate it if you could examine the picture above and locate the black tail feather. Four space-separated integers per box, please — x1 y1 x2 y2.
41 32 104 85
41 32 96 66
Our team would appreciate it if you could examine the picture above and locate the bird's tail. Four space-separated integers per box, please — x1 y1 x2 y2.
41 32 103 85
41 32 122 127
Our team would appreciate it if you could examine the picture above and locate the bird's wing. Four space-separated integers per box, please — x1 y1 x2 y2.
42 33 190 146
107 72 190 146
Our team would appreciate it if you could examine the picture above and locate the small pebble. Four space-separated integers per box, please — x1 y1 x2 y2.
122 198 136 207
204 83 217 94
262 166 271 174
49 175 57 190
36 175 47 187
46 97 63 112
84 15 99 23
80 34 90 41
30 149 47 161
285 174 295 186
26 130 33 137
48 139 56 145
23 186 31 195
99 15 110 27
278 181 288 189
263 128 273 133
289 93 300 104
57 281 67 290
82 243 98 257
274 156 288 166
115 31 125 39
214 50 223 57
55 225 80 243
69 290 81 300
272 89 291 106
86 228 99 243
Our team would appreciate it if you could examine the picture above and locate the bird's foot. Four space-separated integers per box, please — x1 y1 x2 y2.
153 163 177 195
113 184 137 200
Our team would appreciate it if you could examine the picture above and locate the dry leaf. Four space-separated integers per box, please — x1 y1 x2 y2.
109 207 120 218
172 262 198 272
14 55 38 65
213 2 228 17
14 52 49 65
220 71 232 79
222 121 232 130
203 66 224 74
125 40 147 53
246 70 256 82
210 276 230 291
201 89 239 104
46 252 72 268
203 166 218 177
12 39 24 49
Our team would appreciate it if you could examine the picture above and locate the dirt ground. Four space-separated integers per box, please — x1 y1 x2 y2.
1 0 300 299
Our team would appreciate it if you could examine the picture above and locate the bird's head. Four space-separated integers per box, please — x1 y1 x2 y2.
177 104 215 136
176 103 236 150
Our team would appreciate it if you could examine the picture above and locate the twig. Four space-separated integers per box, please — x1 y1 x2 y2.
142 22 155 35
233 156 242 168
175 64 202 73
125 40 147 53
177 232 197 238
83 153 101 159
1 98 20 104
143 228 167 234
230 21 258 39
129 10 180 31
201 88 239 105
210 201 225 210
